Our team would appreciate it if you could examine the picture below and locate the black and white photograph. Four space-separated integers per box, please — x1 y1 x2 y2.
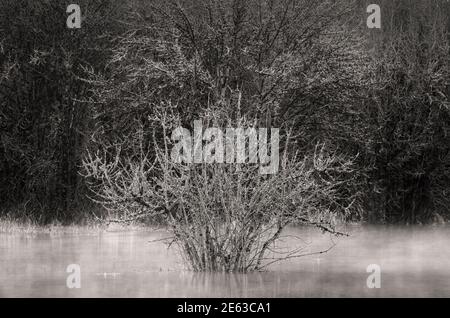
0 0 449 303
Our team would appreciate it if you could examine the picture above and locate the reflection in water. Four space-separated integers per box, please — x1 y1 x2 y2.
0 225 449 297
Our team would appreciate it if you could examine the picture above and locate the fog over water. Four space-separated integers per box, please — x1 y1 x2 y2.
1 225 449 297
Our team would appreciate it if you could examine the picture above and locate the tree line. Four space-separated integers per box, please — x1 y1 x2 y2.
0 0 449 224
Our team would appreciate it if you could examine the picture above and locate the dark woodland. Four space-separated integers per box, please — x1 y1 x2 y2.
0 0 449 229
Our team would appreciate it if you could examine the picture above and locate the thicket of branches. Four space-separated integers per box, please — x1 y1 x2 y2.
0 0 126 222
1 0 449 226
357 0 450 222
83 109 356 271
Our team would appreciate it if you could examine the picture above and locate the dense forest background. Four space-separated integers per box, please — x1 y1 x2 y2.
0 0 449 225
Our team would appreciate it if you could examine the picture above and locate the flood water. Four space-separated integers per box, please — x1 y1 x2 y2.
0 225 449 297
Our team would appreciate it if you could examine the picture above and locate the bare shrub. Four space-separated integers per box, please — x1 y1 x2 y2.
82 110 356 272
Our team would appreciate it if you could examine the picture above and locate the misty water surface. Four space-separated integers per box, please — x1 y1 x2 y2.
0 225 449 297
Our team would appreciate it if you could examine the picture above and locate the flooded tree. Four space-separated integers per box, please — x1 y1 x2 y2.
83 110 355 272
0 0 448 226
